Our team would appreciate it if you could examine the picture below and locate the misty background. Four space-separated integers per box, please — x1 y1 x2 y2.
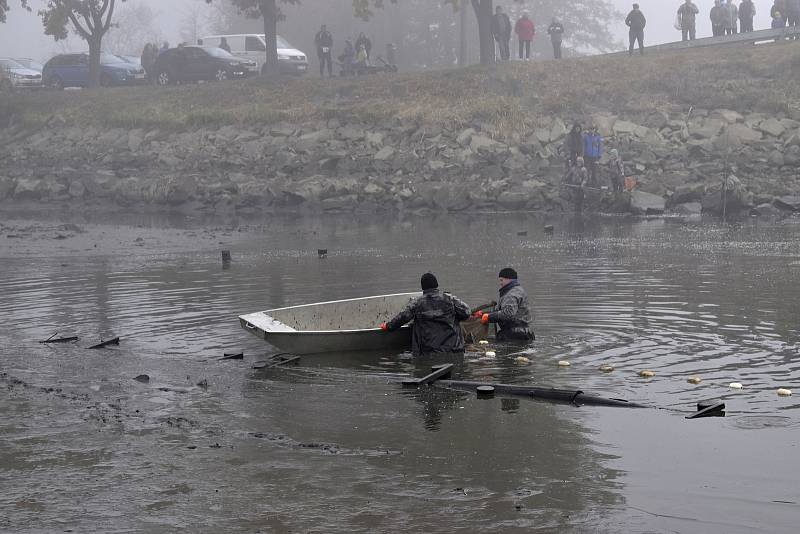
0 1 776 65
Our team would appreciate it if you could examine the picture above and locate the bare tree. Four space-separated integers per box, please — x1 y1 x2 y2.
39 0 125 87
104 2 162 55
0 0 29 23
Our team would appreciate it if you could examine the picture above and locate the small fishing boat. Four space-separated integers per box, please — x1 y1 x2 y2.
239 292 419 355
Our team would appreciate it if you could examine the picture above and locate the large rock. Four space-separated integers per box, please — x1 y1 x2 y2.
758 118 785 138
723 123 762 144
613 120 639 136
470 134 500 152
456 128 475 147
672 202 702 215
592 114 617 137
13 178 43 200
549 118 567 142
496 189 529 210
691 119 724 140
629 190 666 215
774 196 800 212
373 146 395 161
669 183 704 206
712 109 744 124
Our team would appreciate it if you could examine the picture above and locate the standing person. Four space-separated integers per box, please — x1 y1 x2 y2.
219 37 231 53
159 41 170 55
339 39 355 76
787 0 800 33
547 18 565 59
515 12 535 60
492 6 512 61
565 157 589 213
723 0 739 35
355 32 372 60
476 268 534 342
583 126 603 187
739 0 756 32
140 43 155 81
608 149 625 194
315 24 334 78
677 0 700 41
772 0 788 26
380 273 471 357
711 0 726 36
625 4 646 56
564 123 584 169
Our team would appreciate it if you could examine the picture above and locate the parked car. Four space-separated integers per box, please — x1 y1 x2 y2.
13 58 44 72
200 34 308 75
0 58 43 90
42 52 147 89
152 46 257 86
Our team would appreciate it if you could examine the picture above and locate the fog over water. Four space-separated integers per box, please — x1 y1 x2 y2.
0 0 778 62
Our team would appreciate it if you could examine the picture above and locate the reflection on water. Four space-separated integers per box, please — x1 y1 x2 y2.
1 212 799 532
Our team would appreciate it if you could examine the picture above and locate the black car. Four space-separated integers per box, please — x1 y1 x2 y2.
153 46 257 86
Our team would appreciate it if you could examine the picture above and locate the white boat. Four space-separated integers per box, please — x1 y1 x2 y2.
239 293 419 355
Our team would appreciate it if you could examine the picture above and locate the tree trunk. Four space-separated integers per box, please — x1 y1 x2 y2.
87 36 103 87
471 0 494 65
458 2 467 66
260 0 279 76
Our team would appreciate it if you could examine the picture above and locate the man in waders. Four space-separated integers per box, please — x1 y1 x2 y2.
565 156 589 213
381 273 471 356
476 268 534 342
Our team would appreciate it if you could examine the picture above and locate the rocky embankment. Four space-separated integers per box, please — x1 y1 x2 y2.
1 107 799 217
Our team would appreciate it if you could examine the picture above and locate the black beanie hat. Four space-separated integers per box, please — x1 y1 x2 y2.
498 267 518 279
421 273 438 290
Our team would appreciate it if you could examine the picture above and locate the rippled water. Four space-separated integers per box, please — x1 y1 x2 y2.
1 212 799 533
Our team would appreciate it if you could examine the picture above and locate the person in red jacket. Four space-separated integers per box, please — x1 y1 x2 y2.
515 12 536 60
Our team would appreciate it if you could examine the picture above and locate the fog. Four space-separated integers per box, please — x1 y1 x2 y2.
0 0 778 63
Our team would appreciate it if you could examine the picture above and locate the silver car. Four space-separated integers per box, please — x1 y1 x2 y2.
0 58 43 90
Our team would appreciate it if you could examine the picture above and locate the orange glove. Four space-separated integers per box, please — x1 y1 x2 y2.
472 310 484 319
380 322 388 331
480 313 490 325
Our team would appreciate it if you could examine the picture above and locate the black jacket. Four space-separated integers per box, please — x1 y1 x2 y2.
386 289 470 356
547 22 565 43
492 13 512 39
625 9 647 31
315 30 333 53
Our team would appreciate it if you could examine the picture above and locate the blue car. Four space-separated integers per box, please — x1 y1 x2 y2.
42 52 147 89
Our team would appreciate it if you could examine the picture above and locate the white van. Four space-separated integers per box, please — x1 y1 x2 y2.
200 34 308 75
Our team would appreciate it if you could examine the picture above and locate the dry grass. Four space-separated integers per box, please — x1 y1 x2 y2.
2 42 799 136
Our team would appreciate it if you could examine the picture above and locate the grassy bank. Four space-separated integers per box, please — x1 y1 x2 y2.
2 42 799 136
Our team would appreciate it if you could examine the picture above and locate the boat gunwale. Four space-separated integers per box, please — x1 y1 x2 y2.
239 292 419 335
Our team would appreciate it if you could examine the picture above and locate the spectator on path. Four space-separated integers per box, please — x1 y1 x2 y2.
140 43 157 81
492 6 512 61
582 126 603 187
608 149 625 194
515 12 535 60
547 18 565 59
159 41 169 55
625 3 646 56
787 0 800 33
315 25 334 78
564 123 584 169
772 8 787 41
355 33 372 60
711 0 726 37
772 0 789 26
723 0 739 35
739 0 756 32
356 43 368 68
339 39 355 75
677 0 700 41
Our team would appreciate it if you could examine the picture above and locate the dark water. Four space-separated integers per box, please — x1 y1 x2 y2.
1 212 799 533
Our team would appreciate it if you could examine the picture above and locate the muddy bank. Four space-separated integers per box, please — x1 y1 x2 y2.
1 108 800 217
